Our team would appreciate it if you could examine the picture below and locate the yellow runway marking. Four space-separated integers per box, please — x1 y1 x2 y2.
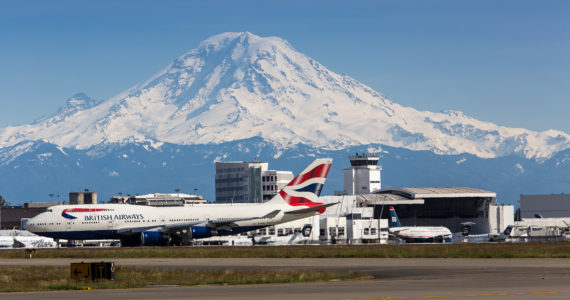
345 290 570 299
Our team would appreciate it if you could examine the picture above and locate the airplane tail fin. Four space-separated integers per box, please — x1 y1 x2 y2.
265 158 332 213
389 206 402 227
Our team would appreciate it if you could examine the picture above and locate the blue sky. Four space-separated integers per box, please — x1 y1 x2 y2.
1 0 569 132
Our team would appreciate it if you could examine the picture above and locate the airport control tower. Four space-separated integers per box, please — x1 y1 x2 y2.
344 153 382 195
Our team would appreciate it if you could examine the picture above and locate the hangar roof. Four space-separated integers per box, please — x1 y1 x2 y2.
357 194 424 205
373 187 496 199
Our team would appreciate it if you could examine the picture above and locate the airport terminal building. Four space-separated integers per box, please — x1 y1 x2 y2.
214 161 293 203
520 193 570 218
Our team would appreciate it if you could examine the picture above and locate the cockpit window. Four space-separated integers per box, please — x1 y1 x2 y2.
45 208 53 212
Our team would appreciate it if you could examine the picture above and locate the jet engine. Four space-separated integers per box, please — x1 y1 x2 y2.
190 226 218 239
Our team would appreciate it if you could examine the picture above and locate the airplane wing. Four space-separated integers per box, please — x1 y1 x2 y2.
389 228 408 233
205 210 282 231
284 203 337 215
209 210 281 225
12 238 25 248
117 210 283 234
117 221 204 234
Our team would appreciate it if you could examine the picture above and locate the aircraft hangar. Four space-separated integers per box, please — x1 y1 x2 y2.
320 187 513 235
367 187 512 234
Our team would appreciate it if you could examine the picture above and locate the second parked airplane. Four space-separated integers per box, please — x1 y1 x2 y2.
389 206 452 243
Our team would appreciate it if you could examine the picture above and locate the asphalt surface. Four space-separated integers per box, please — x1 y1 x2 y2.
1 258 569 299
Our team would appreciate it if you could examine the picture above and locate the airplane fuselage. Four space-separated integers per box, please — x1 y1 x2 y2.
26 202 315 241
389 226 452 243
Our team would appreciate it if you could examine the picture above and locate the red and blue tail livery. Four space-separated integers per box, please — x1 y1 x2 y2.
271 158 332 213
388 206 402 227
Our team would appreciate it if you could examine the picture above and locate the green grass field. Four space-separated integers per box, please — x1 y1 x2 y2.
0 266 366 292
1 242 569 259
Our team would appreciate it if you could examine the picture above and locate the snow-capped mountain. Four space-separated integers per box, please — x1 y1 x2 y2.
1 32 568 160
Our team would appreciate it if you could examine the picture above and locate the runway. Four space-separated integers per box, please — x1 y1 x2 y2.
1 258 569 299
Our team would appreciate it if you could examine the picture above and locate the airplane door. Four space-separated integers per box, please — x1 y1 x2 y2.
107 218 113 229
66 221 72 230
159 216 165 224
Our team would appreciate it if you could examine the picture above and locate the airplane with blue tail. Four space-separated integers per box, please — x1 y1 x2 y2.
388 206 452 243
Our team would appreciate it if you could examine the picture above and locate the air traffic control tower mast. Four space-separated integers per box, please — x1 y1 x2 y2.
344 153 382 195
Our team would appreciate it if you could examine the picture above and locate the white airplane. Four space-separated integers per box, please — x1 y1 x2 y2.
388 206 452 243
0 234 57 249
25 158 336 247
13 236 57 248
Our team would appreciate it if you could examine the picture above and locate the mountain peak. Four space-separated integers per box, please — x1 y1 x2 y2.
30 92 100 125
59 93 100 114
197 32 288 51
198 32 256 47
